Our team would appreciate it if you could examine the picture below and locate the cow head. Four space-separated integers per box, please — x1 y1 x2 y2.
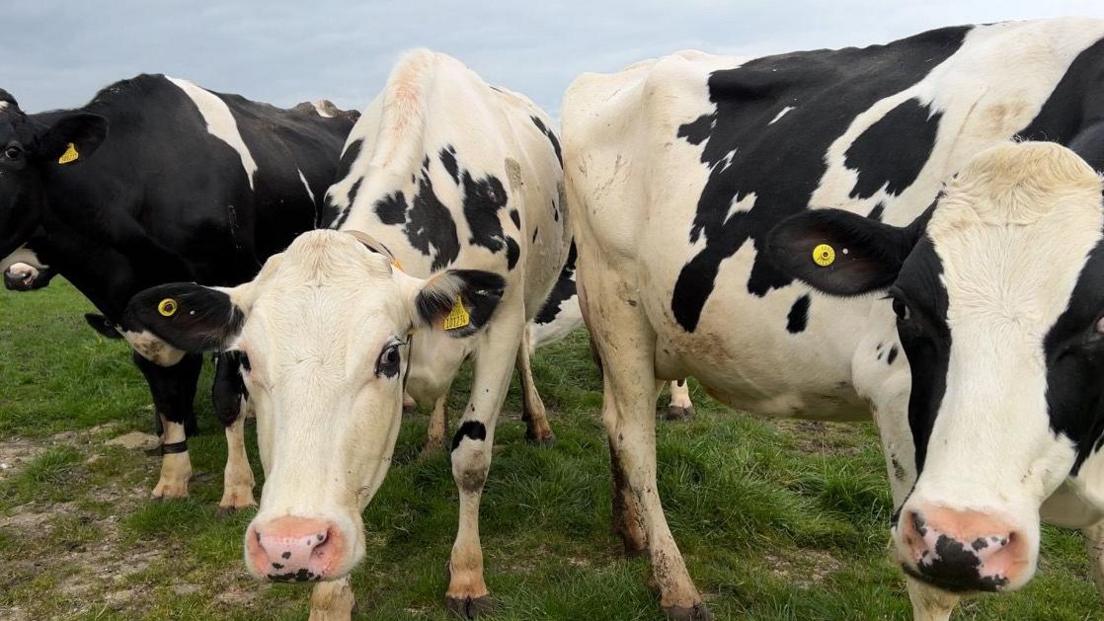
768 142 1104 594
122 229 505 582
0 90 107 284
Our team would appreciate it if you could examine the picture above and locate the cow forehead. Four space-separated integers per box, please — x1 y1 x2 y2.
267 230 397 283
247 231 412 337
0 115 31 146
927 143 1104 325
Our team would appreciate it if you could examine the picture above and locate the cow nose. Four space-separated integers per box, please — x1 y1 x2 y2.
246 516 343 582
3 266 35 291
898 506 1027 592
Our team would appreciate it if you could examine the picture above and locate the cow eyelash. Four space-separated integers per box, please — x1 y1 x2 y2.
376 340 403 378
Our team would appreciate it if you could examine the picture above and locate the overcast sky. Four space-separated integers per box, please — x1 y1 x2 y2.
4 1 1104 119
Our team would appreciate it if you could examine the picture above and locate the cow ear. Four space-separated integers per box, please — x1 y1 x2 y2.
123 282 247 352
414 270 506 337
766 208 928 296
37 113 108 166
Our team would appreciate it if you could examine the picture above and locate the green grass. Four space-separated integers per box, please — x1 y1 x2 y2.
0 279 1099 620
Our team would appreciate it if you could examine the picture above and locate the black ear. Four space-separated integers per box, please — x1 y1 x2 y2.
37 113 108 166
766 208 929 296
84 313 123 339
123 283 245 352
415 270 506 337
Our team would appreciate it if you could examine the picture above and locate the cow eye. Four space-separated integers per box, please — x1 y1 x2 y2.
891 296 911 322
376 342 401 378
3 145 22 160
239 353 252 372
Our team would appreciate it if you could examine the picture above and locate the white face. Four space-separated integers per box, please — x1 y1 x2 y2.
233 231 422 580
120 228 503 583
890 142 1104 592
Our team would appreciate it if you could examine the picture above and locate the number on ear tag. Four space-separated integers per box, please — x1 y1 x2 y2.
58 143 80 165
442 295 471 331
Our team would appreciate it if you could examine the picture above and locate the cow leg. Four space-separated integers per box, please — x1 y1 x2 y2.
211 352 256 512
422 391 451 455
581 266 708 619
444 308 524 618
217 413 255 512
1082 520 1104 597
133 351 203 499
664 379 695 421
309 576 355 621
906 579 959 621
516 328 554 446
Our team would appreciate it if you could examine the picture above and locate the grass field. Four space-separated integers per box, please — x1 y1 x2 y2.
0 279 1100 620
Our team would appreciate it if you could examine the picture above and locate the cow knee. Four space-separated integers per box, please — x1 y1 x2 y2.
451 421 490 493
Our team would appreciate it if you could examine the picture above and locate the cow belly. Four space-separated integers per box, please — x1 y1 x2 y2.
646 244 870 421
655 327 868 421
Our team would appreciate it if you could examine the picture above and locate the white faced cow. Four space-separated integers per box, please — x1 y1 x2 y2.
564 18 1104 620
123 50 569 619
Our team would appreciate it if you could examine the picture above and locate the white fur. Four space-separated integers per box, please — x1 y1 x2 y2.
167 77 258 190
297 168 316 204
768 106 794 125
311 100 334 118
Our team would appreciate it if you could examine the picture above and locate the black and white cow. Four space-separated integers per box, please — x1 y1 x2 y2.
530 242 696 419
0 75 357 510
121 50 569 619
564 18 1104 620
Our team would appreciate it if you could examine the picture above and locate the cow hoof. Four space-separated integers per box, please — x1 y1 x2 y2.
663 603 713 621
218 484 256 513
525 431 556 447
445 595 493 619
664 405 695 421
216 499 256 517
152 482 189 499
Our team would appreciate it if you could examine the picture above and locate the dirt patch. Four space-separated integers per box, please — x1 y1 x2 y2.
0 424 121 481
772 420 864 457
764 549 843 588
0 438 43 481
106 431 160 451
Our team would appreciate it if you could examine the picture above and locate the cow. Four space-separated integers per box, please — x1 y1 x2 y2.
120 50 569 619
563 18 1104 620
530 242 697 419
0 75 358 511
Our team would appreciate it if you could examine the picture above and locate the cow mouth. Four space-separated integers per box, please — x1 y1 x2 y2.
900 561 1011 594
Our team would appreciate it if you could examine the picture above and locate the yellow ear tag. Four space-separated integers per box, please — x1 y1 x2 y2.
158 298 178 317
58 142 79 165
442 295 471 331
812 243 836 267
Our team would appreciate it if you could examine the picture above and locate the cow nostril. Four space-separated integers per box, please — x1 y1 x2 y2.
310 529 331 556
